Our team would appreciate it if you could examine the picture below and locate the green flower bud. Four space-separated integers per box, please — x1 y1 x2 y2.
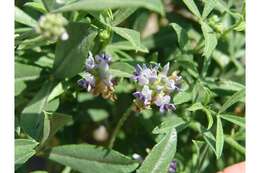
99 29 110 42
35 13 69 41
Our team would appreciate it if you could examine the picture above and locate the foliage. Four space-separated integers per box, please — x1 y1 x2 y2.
15 0 245 173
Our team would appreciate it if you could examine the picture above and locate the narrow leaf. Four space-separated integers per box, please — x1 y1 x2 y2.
219 89 245 113
201 21 218 58
48 144 139 173
182 0 201 18
216 116 224 159
153 116 187 134
220 114 245 128
15 6 37 27
112 27 144 52
54 0 164 15
53 23 97 79
112 8 138 26
224 135 245 154
170 23 189 49
20 81 55 141
41 112 73 145
15 139 38 169
138 128 177 173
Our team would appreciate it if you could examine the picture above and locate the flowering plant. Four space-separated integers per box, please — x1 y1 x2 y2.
15 0 245 173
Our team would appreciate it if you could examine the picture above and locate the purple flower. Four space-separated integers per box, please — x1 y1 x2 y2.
85 52 96 71
155 95 176 112
168 161 176 173
161 62 170 76
95 53 112 64
133 85 152 106
133 64 158 86
77 73 95 92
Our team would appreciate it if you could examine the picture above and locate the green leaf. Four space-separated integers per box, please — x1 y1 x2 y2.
112 8 138 26
54 0 164 15
110 62 135 78
173 91 192 105
208 80 245 92
15 139 38 169
203 131 216 155
153 116 187 134
219 89 245 113
48 83 65 102
41 112 73 144
15 62 42 81
53 23 97 79
106 41 148 53
20 81 55 141
112 27 145 52
201 21 218 58
216 116 224 159
182 0 201 18
187 102 204 111
188 103 214 129
88 109 109 122
220 114 245 128
48 144 139 173
24 2 48 13
42 0 73 11
15 6 37 27
202 0 215 19
170 23 189 49
224 135 245 154
137 128 177 173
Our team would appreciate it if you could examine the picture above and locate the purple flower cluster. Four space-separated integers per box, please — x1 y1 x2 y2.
78 52 116 101
132 63 181 112
168 160 177 173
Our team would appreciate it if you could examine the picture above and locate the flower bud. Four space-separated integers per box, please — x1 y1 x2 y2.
35 13 68 41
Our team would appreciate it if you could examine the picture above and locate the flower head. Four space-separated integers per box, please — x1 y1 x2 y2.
132 63 181 112
35 13 68 41
78 52 116 101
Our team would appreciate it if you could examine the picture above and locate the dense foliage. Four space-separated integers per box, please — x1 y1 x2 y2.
15 0 245 173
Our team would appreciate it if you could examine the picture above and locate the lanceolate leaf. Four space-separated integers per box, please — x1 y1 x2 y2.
20 81 55 141
219 89 245 113
137 128 177 173
220 114 245 128
153 116 187 134
15 139 38 170
41 112 73 145
170 23 189 49
53 23 97 79
216 116 224 159
15 6 37 27
48 144 139 173
112 27 144 52
202 0 216 19
182 0 201 18
54 0 165 15
224 135 245 154
201 21 218 58
112 8 138 26
187 102 214 129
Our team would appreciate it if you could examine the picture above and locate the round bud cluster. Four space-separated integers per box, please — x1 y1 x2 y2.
35 13 69 41
78 52 116 101
132 63 181 112
208 15 224 33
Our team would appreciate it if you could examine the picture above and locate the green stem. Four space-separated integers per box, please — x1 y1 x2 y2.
196 144 209 173
108 106 133 149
